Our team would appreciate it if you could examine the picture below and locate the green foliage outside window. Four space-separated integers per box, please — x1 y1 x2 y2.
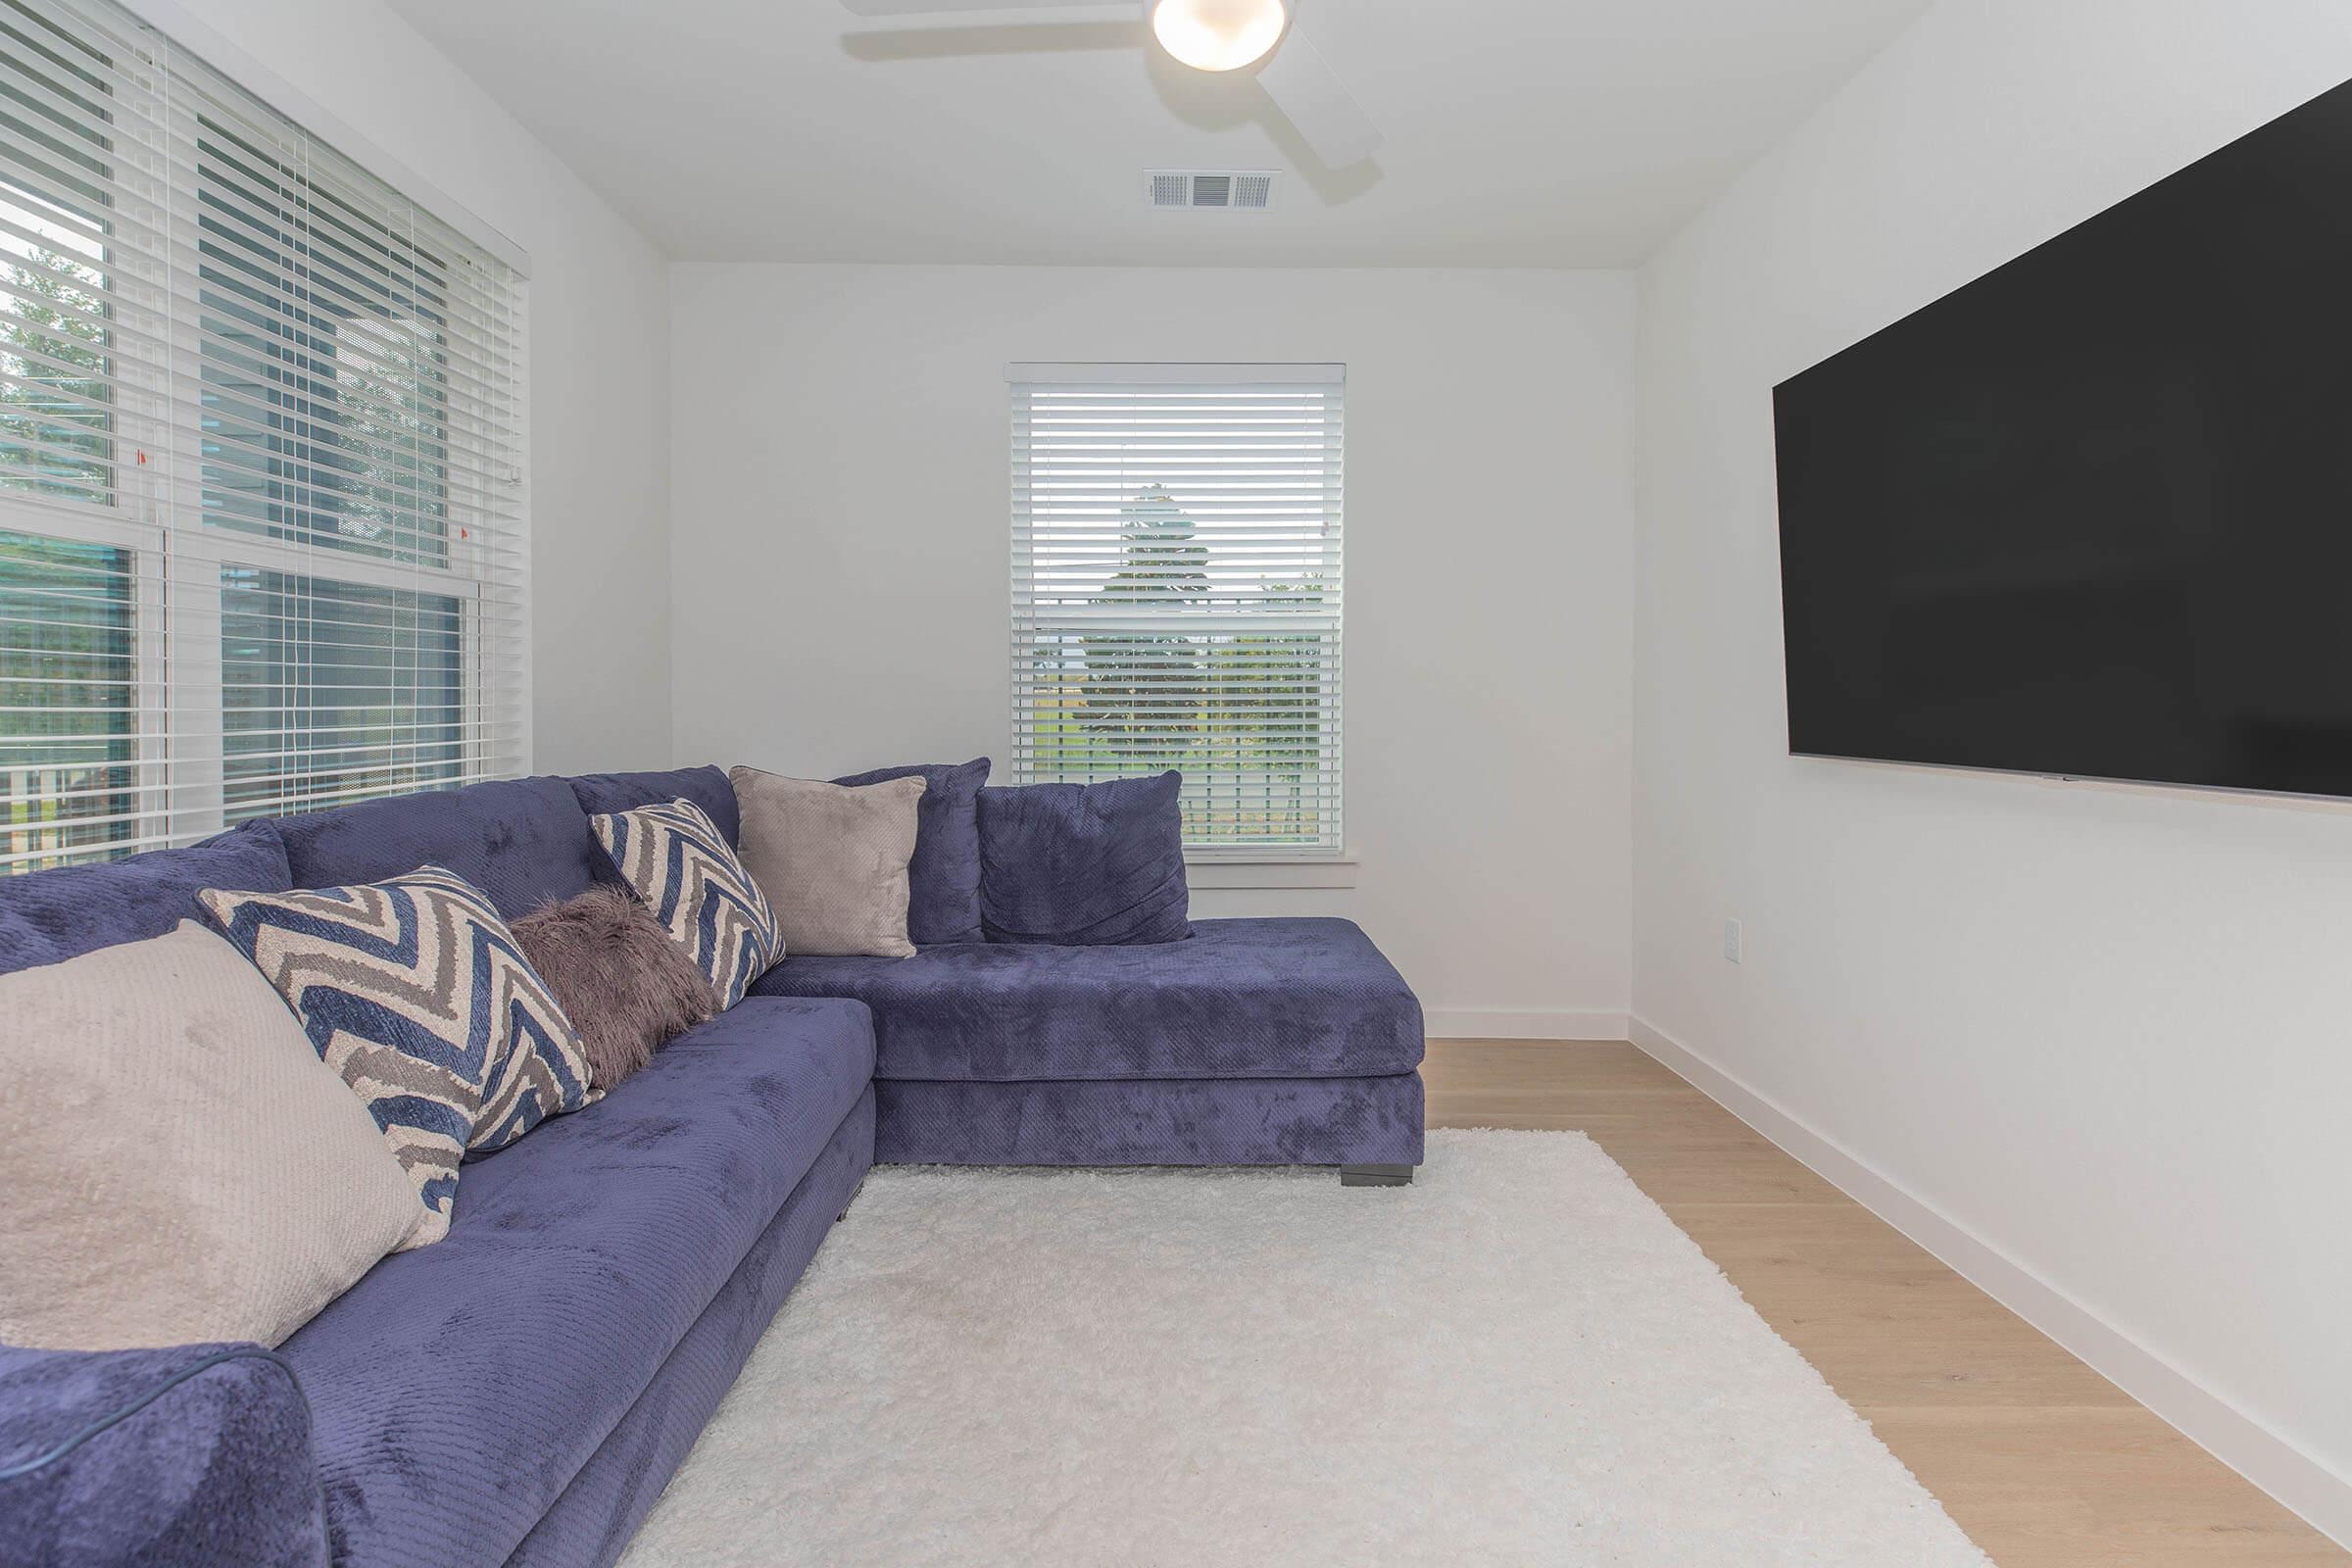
1043 482 1332 846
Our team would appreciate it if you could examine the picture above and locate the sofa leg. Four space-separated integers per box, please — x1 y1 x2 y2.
1340 1164 1415 1188
836 1175 867 1223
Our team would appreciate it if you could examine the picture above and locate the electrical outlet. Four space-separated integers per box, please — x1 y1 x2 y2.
1723 918 1743 964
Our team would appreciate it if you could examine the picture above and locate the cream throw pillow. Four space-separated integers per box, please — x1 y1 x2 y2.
729 768 926 957
0 921 426 1351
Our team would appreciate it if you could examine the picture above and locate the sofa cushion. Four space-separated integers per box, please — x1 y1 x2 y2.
566 764 739 847
273 775 601 921
0 1342 326 1568
0 818 289 977
731 767 924 958
833 758 990 945
590 798 781 1008
0 923 425 1352
500 1093 873 1568
753 916 1422 1082
511 884 718 1091
201 867 599 1242
274 996 874 1568
977 771 1192 945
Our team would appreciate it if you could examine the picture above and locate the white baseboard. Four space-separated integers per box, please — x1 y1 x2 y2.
1425 1008 1630 1042
1627 1015 2352 1550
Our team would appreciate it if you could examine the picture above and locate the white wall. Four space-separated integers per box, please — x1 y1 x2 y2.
670 265 1635 1030
147 0 674 774
1635 0 2352 1536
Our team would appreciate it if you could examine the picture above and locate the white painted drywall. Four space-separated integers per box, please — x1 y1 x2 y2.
669 265 1635 1029
141 0 675 774
1636 0 2352 1532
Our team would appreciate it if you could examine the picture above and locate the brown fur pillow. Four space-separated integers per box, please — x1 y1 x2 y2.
511 884 720 1091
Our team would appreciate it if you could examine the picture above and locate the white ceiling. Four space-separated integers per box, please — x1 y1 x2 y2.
383 0 1932 267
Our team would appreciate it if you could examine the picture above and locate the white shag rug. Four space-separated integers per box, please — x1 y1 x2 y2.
620 1130 1993 1567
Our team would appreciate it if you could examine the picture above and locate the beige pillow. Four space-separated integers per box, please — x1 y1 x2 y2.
0 921 426 1351
729 768 926 957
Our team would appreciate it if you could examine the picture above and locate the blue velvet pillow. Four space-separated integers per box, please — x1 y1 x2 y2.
834 758 990 945
977 772 1192 946
0 819 290 978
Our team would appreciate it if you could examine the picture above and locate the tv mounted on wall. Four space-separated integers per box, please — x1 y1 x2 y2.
1772 77 2352 801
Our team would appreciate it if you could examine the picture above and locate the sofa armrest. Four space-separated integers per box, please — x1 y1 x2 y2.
0 1343 326 1568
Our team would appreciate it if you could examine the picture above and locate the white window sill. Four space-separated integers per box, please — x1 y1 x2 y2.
1184 857 1359 890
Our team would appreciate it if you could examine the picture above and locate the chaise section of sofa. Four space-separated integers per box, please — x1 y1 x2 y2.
754 915 1427 1175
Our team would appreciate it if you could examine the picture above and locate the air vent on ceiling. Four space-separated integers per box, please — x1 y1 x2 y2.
1149 170 1276 212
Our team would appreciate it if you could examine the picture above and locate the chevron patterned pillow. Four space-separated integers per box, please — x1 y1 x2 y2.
199 865 598 1244
589 798 781 1008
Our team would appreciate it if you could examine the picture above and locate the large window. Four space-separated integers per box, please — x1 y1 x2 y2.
1009 365 1343 857
0 0 526 871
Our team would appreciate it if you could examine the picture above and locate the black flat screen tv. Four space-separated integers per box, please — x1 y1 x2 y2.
1773 78 2352 800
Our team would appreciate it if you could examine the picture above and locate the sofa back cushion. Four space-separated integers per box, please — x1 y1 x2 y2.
0 820 290 977
832 759 990 945
977 771 1193 946
566 764 740 847
273 776 600 920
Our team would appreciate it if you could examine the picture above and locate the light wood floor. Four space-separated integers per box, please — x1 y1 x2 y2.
1424 1039 2346 1568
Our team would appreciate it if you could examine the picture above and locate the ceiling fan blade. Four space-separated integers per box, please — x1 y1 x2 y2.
841 0 1129 15
1255 21 1382 168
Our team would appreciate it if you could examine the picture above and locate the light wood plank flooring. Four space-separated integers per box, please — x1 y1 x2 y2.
1423 1038 2345 1568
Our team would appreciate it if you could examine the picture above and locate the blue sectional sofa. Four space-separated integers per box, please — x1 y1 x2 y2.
0 764 1424 1568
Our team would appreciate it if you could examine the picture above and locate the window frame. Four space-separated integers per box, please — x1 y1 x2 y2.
0 0 526 870
1006 362 1347 864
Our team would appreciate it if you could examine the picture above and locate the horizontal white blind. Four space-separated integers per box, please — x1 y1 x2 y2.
1009 367 1343 855
0 0 527 870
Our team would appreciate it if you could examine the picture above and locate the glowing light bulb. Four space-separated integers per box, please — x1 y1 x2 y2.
1150 0 1290 73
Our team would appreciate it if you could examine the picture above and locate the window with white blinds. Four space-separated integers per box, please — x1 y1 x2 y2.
1009 364 1342 857
0 0 527 871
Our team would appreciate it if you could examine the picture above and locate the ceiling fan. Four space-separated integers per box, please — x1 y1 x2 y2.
838 0 1383 169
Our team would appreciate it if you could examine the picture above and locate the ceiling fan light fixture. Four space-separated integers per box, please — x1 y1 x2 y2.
1149 0 1290 73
